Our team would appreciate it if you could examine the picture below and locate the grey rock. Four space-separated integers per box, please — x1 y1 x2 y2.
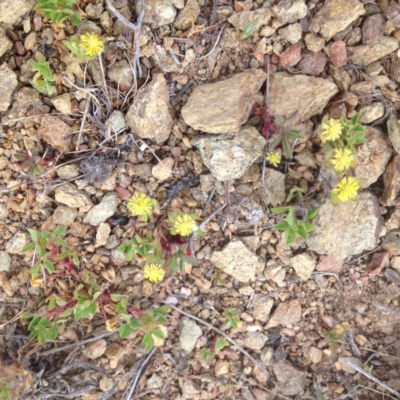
388 112 400 154
108 60 134 87
252 295 274 323
55 183 92 208
295 148 317 168
86 192 118 226
24 32 37 51
381 155 400 206
0 0 36 25
307 192 382 260
244 332 268 350
211 239 263 283
179 317 202 353
95 222 111 247
105 110 127 134
174 0 200 30
0 28 12 57
338 357 363 374
349 36 399 67
228 9 272 34
5 232 29 254
268 73 338 121
329 65 351 92
354 126 392 189
309 0 365 41
51 94 72 114
279 23 302 44
257 168 286 206
53 206 77 226
0 63 17 112
87 59 103 85
358 102 384 124
273 361 307 396
0 203 8 219
0 251 11 272
193 126 264 181
291 253 316 280
126 73 173 143
273 0 307 24
9 87 41 119
182 69 267 134
152 45 180 73
85 3 103 19
138 0 176 28
57 164 80 180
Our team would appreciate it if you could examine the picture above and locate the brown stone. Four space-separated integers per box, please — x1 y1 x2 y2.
38 115 73 153
381 155 400 206
316 255 343 272
298 50 327 75
362 13 386 45
273 361 307 396
279 44 301 67
329 40 347 67
266 299 302 329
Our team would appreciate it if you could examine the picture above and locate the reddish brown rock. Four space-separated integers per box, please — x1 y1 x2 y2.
266 299 302 329
316 255 343 273
388 2 400 28
298 50 327 75
369 251 389 275
273 361 307 396
362 13 386 45
280 44 301 67
329 40 348 67
38 114 72 152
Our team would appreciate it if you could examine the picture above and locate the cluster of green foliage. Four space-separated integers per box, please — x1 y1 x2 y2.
35 0 81 27
31 55 56 95
14 146 46 178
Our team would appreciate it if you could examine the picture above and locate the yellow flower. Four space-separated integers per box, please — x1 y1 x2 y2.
332 177 360 202
127 192 156 221
266 152 281 167
320 118 342 142
174 214 197 236
144 264 165 283
79 32 104 57
331 147 354 173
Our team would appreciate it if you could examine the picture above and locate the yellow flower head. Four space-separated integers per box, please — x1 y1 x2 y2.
174 214 197 236
332 176 360 202
144 264 165 283
320 118 342 142
266 151 281 167
79 32 104 57
331 147 354 173
127 192 156 221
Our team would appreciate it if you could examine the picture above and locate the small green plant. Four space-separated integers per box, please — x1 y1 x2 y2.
21 314 58 345
62 36 89 61
272 206 318 244
224 308 241 328
34 0 82 27
118 233 154 262
242 19 259 38
31 55 56 95
14 147 46 178
119 305 169 350
23 226 78 275
324 330 341 350
200 337 229 362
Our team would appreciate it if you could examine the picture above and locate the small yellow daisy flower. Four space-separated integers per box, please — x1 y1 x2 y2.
127 192 156 221
144 264 165 283
79 32 105 57
266 151 281 167
332 176 360 202
320 118 342 142
331 147 354 173
174 214 197 236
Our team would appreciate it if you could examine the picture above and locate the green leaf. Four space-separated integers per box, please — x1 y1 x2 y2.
351 113 359 125
62 307 75 317
119 323 132 338
298 225 307 240
53 236 69 247
282 136 291 158
274 220 289 231
307 208 319 219
156 305 169 314
285 229 296 244
44 259 54 273
92 291 103 300
53 226 66 236
28 228 38 241
130 318 143 329
21 312 36 319
215 338 229 353
271 206 291 214
111 294 126 302
29 330 39 340
23 242 36 252
302 220 316 233
241 18 259 37
151 329 165 339
200 348 213 362
38 330 47 345
55 249 76 260
142 332 154 351
71 12 82 25
47 326 59 340
30 261 41 275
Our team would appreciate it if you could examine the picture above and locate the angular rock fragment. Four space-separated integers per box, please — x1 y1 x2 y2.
55 183 92 208
309 0 365 41
381 155 400 206
388 112 400 154
174 0 200 30
228 9 271 34
38 115 73 153
273 0 307 24
268 73 338 121
306 192 382 260
126 73 173 143
0 0 36 24
273 361 307 396
138 0 176 28
266 299 302 329
0 63 17 112
192 126 264 181
86 192 118 226
182 69 267 133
